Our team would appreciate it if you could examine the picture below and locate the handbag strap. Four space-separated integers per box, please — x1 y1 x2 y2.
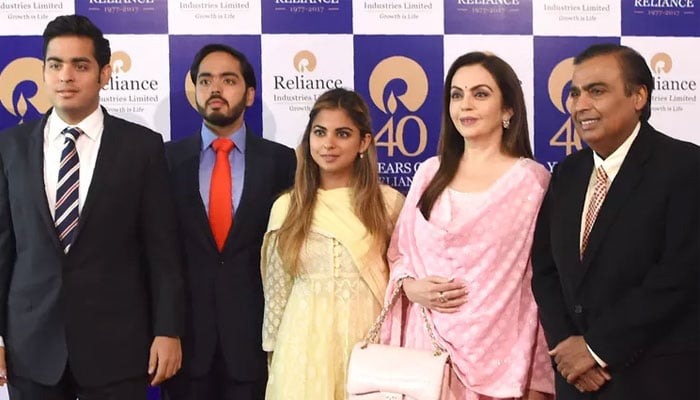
363 277 447 356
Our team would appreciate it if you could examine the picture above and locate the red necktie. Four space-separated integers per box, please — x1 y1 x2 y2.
210 137 235 252
581 166 608 258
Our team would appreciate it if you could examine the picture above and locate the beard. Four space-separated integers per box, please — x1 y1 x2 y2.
196 94 248 127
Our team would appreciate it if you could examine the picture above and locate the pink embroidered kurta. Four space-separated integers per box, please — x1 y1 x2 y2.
381 156 555 399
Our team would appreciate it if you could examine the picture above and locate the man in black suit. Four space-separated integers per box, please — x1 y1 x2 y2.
163 44 295 400
531 43 699 399
0 15 185 399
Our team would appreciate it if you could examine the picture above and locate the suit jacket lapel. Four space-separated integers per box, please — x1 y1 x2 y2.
180 134 218 250
70 111 119 247
224 129 264 253
581 125 652 270
27 112 63 252
561 152 593 287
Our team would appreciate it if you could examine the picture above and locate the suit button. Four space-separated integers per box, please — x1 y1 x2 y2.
219 261 224 265
574 305 583 314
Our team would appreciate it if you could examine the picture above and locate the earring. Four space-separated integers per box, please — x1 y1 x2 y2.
359 153 364 159
502 119 510 129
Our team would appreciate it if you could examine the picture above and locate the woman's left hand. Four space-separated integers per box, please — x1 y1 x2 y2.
401 276 467 313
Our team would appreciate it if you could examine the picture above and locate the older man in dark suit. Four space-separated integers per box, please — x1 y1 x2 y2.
163 44 295 400
0 15 185 400
532 43 699 400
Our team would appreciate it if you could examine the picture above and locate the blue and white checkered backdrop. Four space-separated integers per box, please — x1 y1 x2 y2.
0 0 698 398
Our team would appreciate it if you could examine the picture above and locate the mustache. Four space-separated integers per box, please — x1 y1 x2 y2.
207 95 228 106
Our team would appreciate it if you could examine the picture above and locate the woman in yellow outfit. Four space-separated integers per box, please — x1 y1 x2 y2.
261 88 404 399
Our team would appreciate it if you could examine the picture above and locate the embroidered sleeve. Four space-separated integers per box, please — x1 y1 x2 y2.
262 231 294 352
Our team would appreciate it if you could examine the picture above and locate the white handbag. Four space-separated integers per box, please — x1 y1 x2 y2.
347 279 452 400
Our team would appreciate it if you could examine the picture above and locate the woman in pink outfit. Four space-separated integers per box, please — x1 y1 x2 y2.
381 52 555 400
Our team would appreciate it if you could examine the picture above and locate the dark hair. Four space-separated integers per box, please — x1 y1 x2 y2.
277 88 391 274
189 44 257 89
574 43 653 122
42 15 111 70
418 51 533 219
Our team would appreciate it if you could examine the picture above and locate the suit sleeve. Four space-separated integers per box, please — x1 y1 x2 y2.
139 134 185 338
281 146 296 190
0 151 15 336
584 147 700 368
531 163 579 349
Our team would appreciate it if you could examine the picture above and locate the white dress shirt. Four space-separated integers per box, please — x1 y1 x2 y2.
44 107 105 218
581 121 640 367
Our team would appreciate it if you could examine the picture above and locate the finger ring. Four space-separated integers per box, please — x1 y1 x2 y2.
438 292 447 303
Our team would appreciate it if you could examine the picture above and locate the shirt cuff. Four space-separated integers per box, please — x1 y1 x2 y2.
0 336 4 347
586 343 608 368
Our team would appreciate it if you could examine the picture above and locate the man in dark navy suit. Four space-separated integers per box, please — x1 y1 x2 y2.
163 44 295 400
532 43 699 400
0 14 185 400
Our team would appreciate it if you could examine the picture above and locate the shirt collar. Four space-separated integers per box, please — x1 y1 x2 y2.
200 123 247 154
47 106 104 143
592 121 641 181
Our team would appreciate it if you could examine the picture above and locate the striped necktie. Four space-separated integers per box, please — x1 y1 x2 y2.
581 165 608 258
55 126 83 253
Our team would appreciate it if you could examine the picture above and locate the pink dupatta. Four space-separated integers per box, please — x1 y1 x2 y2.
381 156 554 399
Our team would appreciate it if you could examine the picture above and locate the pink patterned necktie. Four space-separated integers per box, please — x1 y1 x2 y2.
581 166 608 258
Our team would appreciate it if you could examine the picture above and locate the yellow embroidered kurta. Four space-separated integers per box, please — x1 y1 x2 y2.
263 232 380 399
262 186 404 400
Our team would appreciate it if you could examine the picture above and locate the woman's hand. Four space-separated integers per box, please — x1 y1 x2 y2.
402 276 467 313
